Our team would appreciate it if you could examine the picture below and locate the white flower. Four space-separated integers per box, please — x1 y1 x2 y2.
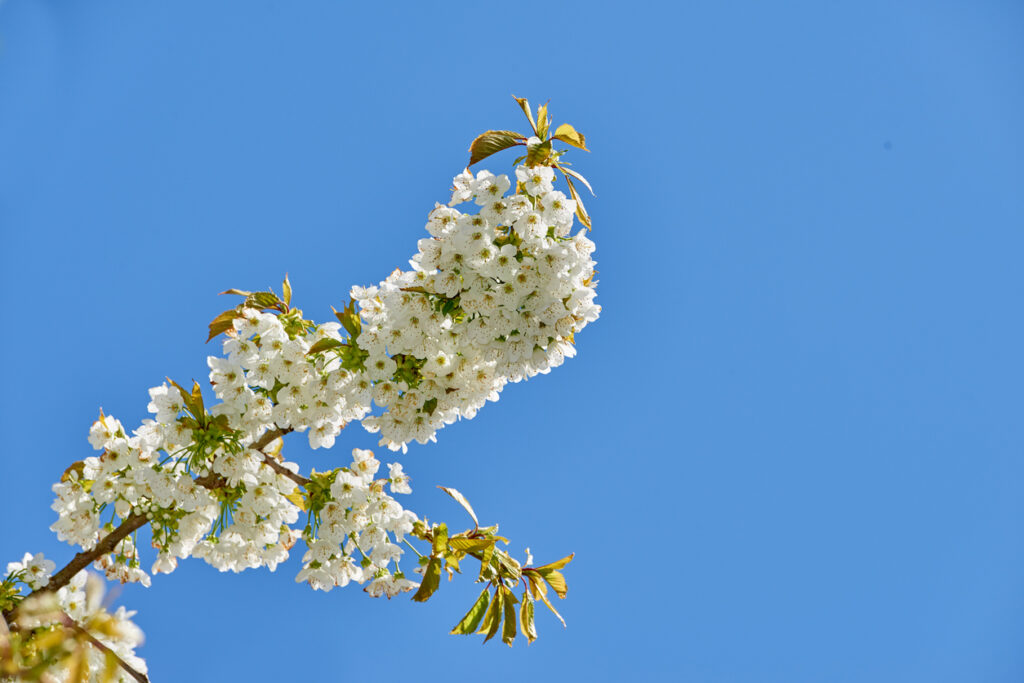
515 164 555 196
448 169 474 206
387 463 412 494
471 170 511 206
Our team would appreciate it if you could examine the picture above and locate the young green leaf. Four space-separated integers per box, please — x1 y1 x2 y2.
61 461 86 483
468 130 525 167
448 537 493 553
533 553 574 572
533 579 566 628
332 299 362 338
512 95 538 135
479 587 504 643
564 176 592 229
536 102 550 140
537 568 568 599
207 309 242 343
451 587 490 635
284 490 306 511
525 139 553 167
501 586 518 646
479 541 496 582
553 123 588 151
560 165 595 195
282 274 292 307
519 595 537 644
437 486 480 528
412 557 442 602
307 337 347 355
431 523 449 556
250 292 283 311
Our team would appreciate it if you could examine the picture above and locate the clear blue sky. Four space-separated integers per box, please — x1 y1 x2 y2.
2 1 1023 681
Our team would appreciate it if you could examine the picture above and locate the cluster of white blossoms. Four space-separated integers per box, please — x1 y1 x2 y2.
356 164 599 450
5 148 598 678
5 554 55 592
294 449 418 597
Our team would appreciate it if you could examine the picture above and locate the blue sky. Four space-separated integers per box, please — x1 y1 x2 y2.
1 1 1023 681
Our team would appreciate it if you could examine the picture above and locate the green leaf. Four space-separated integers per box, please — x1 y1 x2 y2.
534 553 574 572
437 486 480 528
422 397 438 416
332 299 362 338
479 542 495 582
519 595 537 644
284 490 306 511
480 587 504 643
563 176 592 230
501 586 518 646
412 557 442 602
537 568 568 599
282 274 292 307
536 102 550 139
449 537 493 553
61 460 86 483
250 291 283 310
432 523 449 556
525 138 553 167
469 130 525 167
166 378 193 412
189 380 206 417
307 337 347 355
219 288 253 297
560 165 595 195
207 309 242 343
512 95 537 135
553 123 588 151
533 578 566 627
451 587 490 635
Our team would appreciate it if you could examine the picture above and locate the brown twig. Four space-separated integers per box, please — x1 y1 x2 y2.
257 449 310 488
62 613 150 683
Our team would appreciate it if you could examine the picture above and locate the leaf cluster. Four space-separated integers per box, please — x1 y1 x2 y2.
466 96 594 229
409 488 573 646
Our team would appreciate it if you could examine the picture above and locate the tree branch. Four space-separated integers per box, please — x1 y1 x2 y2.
62 613 150 683
256 449 310 488
4 427 293 619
